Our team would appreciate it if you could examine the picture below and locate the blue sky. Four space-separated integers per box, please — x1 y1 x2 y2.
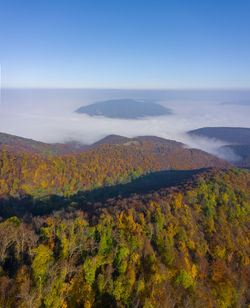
1 0 250 88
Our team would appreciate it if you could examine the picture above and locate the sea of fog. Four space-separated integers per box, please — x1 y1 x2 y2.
0 88 250 160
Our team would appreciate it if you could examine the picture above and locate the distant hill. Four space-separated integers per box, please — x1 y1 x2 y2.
220 144 250 167
75 99 172 119
0 133 180 156
0 132 204 156
1 131 249 167
0 132 88 156
90 135 183 149
90 134 132 148
189 127 250 145
93 134 250 167
188 127 250 167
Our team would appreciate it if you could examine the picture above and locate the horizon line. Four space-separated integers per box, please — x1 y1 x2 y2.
2 86 250 91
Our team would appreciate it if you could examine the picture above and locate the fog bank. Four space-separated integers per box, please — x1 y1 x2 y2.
0 89 249 160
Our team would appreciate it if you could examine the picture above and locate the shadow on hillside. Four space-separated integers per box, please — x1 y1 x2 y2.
0 169 202 219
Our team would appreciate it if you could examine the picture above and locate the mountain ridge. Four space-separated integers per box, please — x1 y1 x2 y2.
188 127 250 167
0 139 229 199
189 127 250 145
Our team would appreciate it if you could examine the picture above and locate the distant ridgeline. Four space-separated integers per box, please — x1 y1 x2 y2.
0 132 88 156
75 99 172 119
1 129 249 172
189 127 250 167
189 127 250 145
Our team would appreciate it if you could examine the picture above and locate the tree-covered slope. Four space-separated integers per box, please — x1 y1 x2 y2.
0 168 249 307
0 132 88 156
0 140 229 198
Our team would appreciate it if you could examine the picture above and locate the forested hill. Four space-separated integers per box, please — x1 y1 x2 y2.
1 131 249 168
0 132 88 156
0 132 189 156
0 140 229 199
188 127 250 167
75 99 172 119
0 168 249 307
189 127 250 145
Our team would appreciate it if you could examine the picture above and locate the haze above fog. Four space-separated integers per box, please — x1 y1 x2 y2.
0 89 249 161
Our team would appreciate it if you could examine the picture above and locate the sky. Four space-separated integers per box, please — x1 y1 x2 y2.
1 0 250 89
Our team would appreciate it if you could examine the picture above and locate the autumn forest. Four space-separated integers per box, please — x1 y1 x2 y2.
0 133 248 308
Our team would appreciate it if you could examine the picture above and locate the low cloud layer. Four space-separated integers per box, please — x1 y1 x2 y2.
0 89 249 160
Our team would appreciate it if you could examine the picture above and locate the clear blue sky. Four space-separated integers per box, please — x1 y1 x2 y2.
1 0 250 88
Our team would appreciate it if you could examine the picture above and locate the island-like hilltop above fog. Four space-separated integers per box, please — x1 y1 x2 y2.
75 99 172 119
